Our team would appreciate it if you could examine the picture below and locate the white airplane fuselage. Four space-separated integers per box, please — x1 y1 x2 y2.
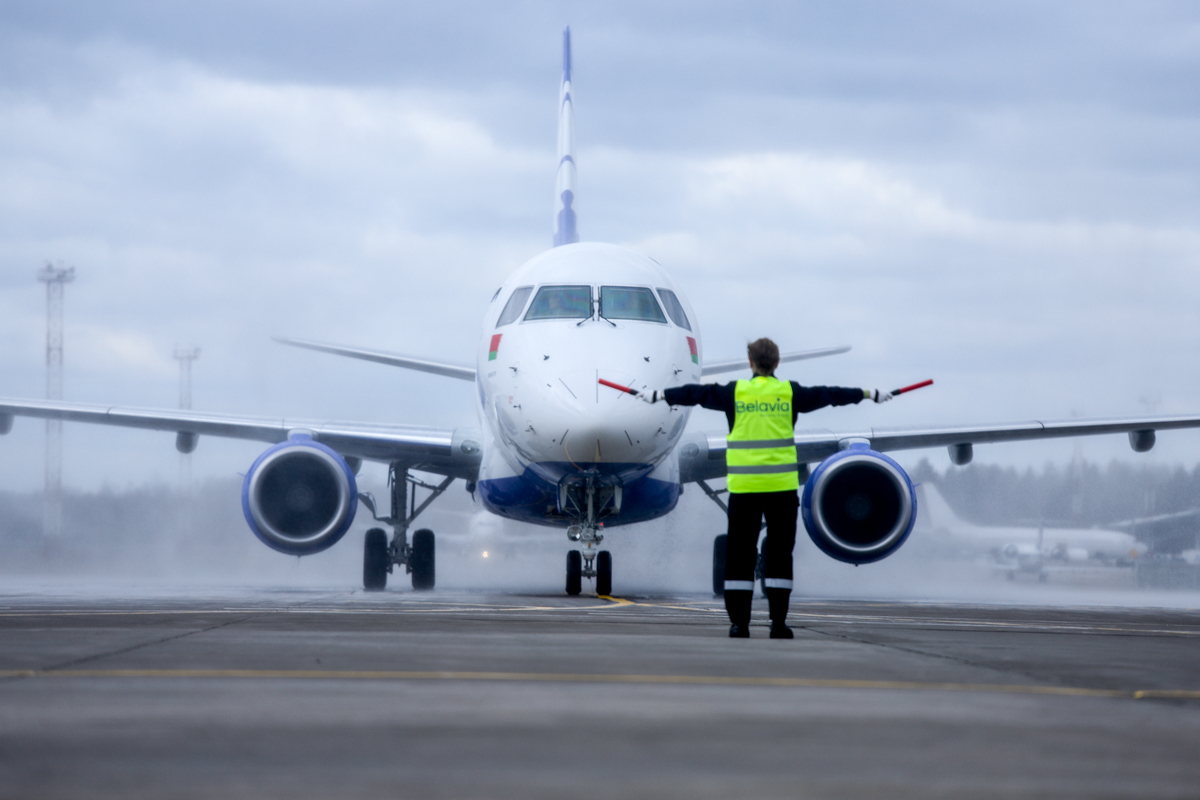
474 242 702 528
917 484 1147 565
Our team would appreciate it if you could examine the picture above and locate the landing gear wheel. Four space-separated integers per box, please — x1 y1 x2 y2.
757 537 768 596
595 550 612 596
566 550 582 596
411 528 436 591
363 528 389 592
712 534 727 597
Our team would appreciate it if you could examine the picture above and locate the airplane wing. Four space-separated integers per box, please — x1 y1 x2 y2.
1107 507 1200 554
678 414 1200 484
1108 508 1200 530
0 398 481 480
274 337 476 381
278 337 845 381
700 345 850 377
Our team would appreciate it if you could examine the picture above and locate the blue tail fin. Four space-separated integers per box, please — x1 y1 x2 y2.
553 27 579 247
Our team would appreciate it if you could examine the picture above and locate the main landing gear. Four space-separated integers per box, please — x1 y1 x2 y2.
698 469 808 597
711 533 727 596
560 471 618 596
699 479 730 597
359 462 452 592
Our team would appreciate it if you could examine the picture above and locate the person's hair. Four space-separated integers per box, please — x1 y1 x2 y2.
747 337 780 375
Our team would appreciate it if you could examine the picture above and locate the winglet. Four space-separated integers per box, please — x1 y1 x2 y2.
553 26 579 247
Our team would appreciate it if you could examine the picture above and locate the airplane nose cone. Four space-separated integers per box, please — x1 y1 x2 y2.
512 369 680 472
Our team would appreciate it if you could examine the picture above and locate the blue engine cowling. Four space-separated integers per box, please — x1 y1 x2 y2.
801 443 917 565
241 435 358 556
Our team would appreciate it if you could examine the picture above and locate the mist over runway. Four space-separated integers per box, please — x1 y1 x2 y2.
1 582 1198 799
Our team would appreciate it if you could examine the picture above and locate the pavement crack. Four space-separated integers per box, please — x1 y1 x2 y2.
800 624 1072 690
38 614 257 674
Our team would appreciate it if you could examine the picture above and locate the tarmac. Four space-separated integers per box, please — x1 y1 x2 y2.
1 582 1199 799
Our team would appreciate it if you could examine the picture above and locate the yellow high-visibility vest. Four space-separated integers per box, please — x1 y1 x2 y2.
726 376 798 494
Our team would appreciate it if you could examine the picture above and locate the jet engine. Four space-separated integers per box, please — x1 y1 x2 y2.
241 435 358 556
801 443 917 565
1050 544 1090 563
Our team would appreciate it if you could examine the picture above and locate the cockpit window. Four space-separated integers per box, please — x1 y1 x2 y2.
524 285 593 320
656 288 691 331
496 286 533 327
600 286 667 323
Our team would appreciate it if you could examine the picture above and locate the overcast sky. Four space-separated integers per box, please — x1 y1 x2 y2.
2 0 1199 493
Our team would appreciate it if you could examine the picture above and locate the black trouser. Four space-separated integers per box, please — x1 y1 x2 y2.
724 489 798 628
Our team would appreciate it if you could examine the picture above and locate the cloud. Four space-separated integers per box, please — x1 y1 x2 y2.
1 2 1199 491
72 324 177 378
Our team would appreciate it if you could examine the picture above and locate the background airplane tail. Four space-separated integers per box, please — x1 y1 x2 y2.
553 27 579 247
916 482 970 533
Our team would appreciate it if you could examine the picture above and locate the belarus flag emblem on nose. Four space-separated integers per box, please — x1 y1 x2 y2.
489 333 502 360
686 336 698 364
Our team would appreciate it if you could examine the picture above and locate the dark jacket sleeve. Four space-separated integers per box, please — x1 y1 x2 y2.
663 382 738 427
790 382 865 415
664 380 863 430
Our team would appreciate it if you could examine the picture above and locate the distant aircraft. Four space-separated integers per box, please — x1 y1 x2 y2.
4 29 1200 596
915 483 1146 580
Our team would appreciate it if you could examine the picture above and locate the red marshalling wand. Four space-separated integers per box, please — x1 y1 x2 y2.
893 379 934 396
598 378 638 396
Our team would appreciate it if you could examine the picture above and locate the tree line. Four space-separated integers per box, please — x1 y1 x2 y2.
910 458 1200 527
2 460 1198 568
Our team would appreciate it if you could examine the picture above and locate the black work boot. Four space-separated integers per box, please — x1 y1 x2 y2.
769 622 794 639
724 590 752 638
766 587 793 640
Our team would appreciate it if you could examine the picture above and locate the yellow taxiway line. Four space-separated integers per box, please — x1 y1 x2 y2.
1 667 1196 700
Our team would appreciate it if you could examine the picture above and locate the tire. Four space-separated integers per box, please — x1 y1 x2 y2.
757 538 767 596
712 534 727 597
595 550 612 596
363 528 389 592
566 550 582 596
411 528 436 591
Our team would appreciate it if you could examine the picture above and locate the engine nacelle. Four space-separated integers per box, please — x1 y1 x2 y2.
1050 544 1090 563
1001 543 1040 560
801 444 917 565
241 435 358 556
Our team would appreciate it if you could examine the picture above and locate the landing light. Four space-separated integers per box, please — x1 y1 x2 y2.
482 550 490 559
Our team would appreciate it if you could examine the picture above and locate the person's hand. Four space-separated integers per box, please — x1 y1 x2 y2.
868 389 894 403
637 389 663 404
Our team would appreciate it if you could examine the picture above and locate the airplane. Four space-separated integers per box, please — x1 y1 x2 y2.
914 482 1147 581
4 28 1200 597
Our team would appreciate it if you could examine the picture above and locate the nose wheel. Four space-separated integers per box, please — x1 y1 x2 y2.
566 550 583 595
595 550 612 596
560 471 620 596
565 524 612 596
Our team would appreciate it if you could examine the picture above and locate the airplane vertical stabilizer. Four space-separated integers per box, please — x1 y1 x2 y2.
553 26 579 247
917 483 971 533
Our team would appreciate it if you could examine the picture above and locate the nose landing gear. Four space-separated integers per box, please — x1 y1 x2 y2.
566 523 612 596
560 471 619 596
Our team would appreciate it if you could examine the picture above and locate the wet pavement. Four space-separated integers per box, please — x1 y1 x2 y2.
1 584 1198 799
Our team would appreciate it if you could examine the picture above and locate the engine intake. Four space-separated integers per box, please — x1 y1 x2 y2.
241 436 358 556
801 444 916 565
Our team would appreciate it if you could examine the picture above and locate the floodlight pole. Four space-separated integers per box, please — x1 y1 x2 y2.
173 346 201 489
174 346 200 410
37 263 75 539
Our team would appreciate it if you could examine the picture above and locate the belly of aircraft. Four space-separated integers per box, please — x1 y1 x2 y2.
477 463 680 528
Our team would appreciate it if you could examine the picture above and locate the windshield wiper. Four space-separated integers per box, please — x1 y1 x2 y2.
577 300 616 327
